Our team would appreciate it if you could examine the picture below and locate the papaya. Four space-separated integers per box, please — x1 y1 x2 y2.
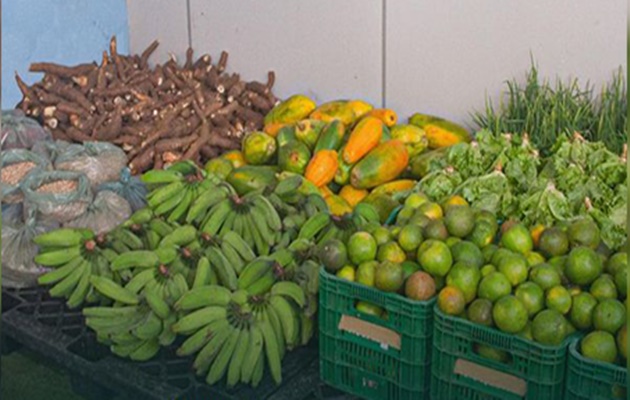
264 123 288 137
222 150 246 168
360 193 400 224
319 185 334 199
295 119 326 150
371 179 416 197
339 185 369 207
314 120 346 152
325 194 353 216
305 150 339 187
276 125 297 147
345 100 374 121
264 94 316 126
343 117 384 164
366 109 398 127
309 101 356 125
204 158 233 179
409 147 448 178
350 140 409 189
408 113 471 149
380 125 392 143
391 124 429 157
227 166 278 196
278 141 311 175
242 131 277 165
334 147 353 185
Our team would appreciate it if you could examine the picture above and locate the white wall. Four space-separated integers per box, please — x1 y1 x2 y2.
127 0 627 127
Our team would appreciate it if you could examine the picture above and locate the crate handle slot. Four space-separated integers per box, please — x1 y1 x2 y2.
338 315 401 350
454 358 527 397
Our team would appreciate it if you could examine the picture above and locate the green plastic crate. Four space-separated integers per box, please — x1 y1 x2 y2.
565 339 627 400
319 268 435 400
431 305 576 400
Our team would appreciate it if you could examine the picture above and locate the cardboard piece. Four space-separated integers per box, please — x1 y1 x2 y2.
338 315 401 350
454 359 527 396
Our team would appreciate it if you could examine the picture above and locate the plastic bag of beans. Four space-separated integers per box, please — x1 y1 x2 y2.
1 149 52 203
96 167 148 212
64 190 131 235
54 142 127 188
2 205 59 288
31 139 73 164
1 110 51 151
21 170 93 223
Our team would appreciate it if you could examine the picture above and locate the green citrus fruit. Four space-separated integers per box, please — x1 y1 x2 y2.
497 254 528 286
589 275 618 300
569 292 598 331
492 295 528 333
467 298 494 326
417 240 453 277
501 223 533 255
482 244 498 264
475 344 509 362
445 237 462 248
532 309 567 345
592 299 626 334
356 301 383 318
319 239 348 272
480 264 496 277
397 224 424 252
451 241 484 269
614 268 627 298
446 262 481 304
374 261 404 292
404 192 429 209
469 220 498 248
401 261 421 279
417 202 443 220
546 285 572 314
204 157 234 179
518 321 534 341
356 261 379 287
377 241 406 263
372 226 392 246
478 272 512 302
538 227 570 258
616 324 627 360
423 219 449 241
491 248 515 267
526 251 546 267
336 265 356 282
515 282 544 317
437 286 466 315
529 263 562 291
348 231 378 265
395 205 415 225
606 252 628 275
444 205 475 238
565 246 603 286
580 331 617 363
568 218 601 249
408 213 431 229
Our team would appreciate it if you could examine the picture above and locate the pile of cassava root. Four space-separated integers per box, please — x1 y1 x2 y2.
15 36 279 174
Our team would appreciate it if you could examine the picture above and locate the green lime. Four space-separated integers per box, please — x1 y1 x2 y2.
515 282 544 317
480 264 496 277
451 241 484 269
372 226 392 246
606 252 628 275
467 298 494 326
417 240 453 277
478 272 511 302
336 265 356 282
356 301 384 318
589 275 618 300
538 227 570 258
568 218 601 249
529 263 561 291
569 292 598 331
444 205 475 238
592 299 626 334
532 309 567 345
492 295 528 333
437 286 466 315
565 246 603 286
580 331 617 363
497 254 528 286
374 261 404 292
500 223 533 255
397 224 424 252
377 241 406 263
546 285 572 315
482 244 498 264
356 261 379 287
347 231 378 265
446 262 481 304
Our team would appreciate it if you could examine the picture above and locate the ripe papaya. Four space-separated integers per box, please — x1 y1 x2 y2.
409 147 448 178
276 125 297 148
334 147 353 185
391 124 429 157
309 100 356 125
305 150 339 187
314 120 346 152
295 119 326 150
222 150 246 168
325 194 353 216
343 117 384 164
345 100 374 121
264 123 288 137
278 141 311 175
350 140 409 189
242 131 277 165
408 113 471 149
264 95 316 126
371 179 416 196
366 109 398 127
319 185 334 199
227 166 278 196
339 185 369 207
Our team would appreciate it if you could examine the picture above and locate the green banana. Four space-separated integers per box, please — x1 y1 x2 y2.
154 247 178 265
158 313 178 346
200 199 231 235
160 225 197 247
218 211 237 237
260 315 282 385
90 276 139 305
66 260 93 308
85 311 145 336
177 318 229 356
49 263 85 298
193 323 233 375
300 314 314 346
226 328 250 387
186 188 228 224
220 241 244 275
147 181 185 208
223 231 256 262
111 340 145 358
126 208 154 226
270 281 306 308
110 240 131 254
192 257 211 289
144 229 161 250
111 331 141 345
237 257 275 289
246 271 276 296
148 218 174 237
154 188 188 216
206 247 238 291
269 295 298 348
252 196 282 231
265 306 286 360
174 285 231 311
167 187 193 223
269 248 294 268
249 206 274 246
129 338 160 361
145 288 171 319
83 306 139 318
206 326 240 385
172 306 227 335
245 214 269 256
124 269 156 294
111 251 159 270
133 311 163 340
241 325 263 384
37 256 84 285
142 169 183 184
251 350 265 388
34 228 92 248
111 228 145 251
34 246 82 267
298 213 331 240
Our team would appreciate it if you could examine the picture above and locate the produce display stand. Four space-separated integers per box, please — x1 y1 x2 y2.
1 286 354 400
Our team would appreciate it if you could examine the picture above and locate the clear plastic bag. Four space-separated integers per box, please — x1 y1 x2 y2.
31 139 73 165
21 170 93 223
97 167 148 211
64 190 132 235
54 142 128 188
1 110 51 151
2 207 59 288
1 149 52 203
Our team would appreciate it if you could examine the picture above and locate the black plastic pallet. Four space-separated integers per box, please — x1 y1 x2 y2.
1 286 356 400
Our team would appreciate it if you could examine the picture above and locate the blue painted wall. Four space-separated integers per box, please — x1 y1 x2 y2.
2 0 129 109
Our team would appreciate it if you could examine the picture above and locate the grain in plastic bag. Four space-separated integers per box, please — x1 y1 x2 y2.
1 148 52 203
54 142 127 188
31 139 73 165
2 206 59 288
22 170 93 223
64 190 132 235
96 167 148 211
1 110 51 151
